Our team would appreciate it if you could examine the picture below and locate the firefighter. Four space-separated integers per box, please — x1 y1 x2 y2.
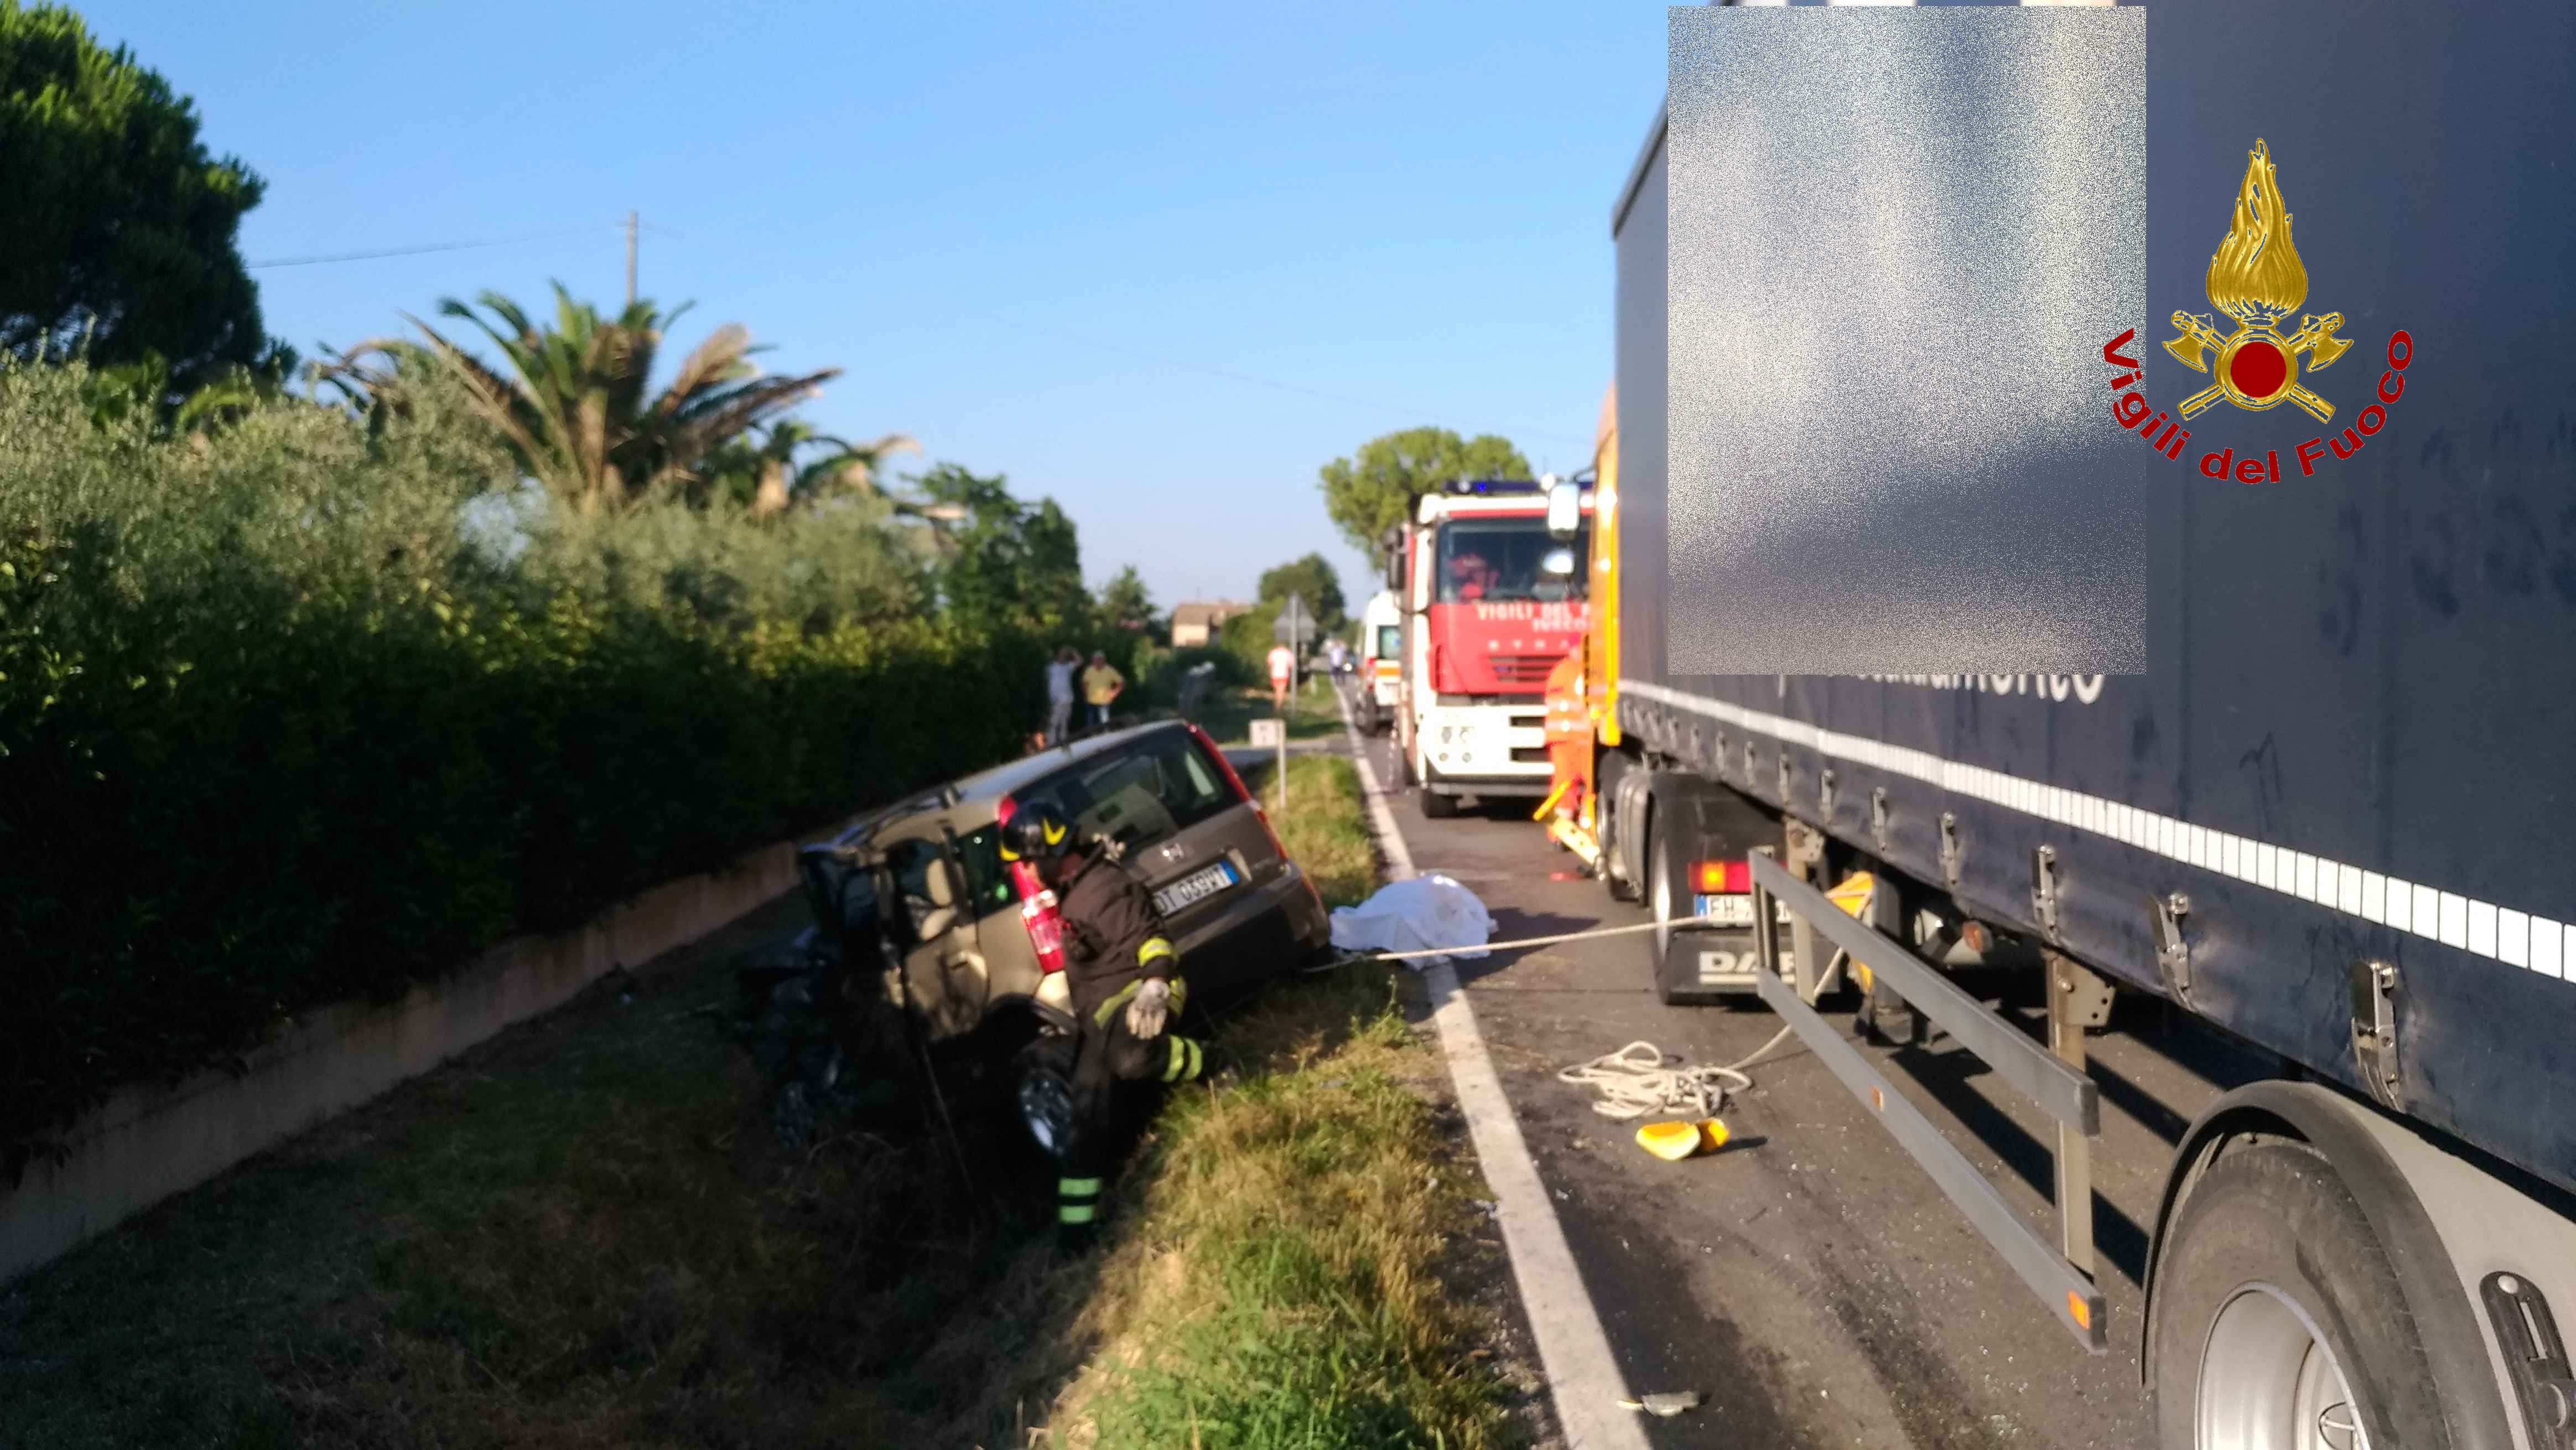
998 803 1212 1250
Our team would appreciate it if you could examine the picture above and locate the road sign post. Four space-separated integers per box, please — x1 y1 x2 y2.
1249 717 1286 813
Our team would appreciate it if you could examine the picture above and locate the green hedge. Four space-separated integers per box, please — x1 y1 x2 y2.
0 365 1046 1159
1128 640 1253 708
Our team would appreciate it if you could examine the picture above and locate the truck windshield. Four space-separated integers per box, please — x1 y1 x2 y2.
1436 519 1589 604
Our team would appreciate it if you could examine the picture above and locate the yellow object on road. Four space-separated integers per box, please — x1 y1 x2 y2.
1634 1118 1730 1161
1825 872 1878 992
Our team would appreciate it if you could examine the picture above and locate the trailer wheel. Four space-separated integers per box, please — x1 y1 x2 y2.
2151 1140 2450 1450
1598 753 1639 903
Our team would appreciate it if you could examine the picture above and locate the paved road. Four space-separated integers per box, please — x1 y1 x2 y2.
1338 703 2278 1450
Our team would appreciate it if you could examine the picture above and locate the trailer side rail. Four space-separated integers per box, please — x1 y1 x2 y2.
1748 851 2108 1353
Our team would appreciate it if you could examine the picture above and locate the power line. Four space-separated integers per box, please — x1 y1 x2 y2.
978 314 1596 450
247 224 618 270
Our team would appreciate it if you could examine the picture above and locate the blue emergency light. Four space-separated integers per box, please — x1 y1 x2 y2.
1443 478 1546 496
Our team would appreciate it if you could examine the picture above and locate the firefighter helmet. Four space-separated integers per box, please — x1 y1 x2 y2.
1000 802 1075 863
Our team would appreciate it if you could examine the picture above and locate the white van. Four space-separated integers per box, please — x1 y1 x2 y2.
1354 590 1401 733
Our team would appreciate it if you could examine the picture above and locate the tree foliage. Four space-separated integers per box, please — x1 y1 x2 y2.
1316 426 1530 556
693 418 920 518
1217 602 1282 679
1097 564 1156 634
911 462 1090 634
1255 552 1347 636
321 284 838 516
1 2 275 389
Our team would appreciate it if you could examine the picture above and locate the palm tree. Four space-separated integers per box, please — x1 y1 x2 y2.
735 420 924 518
321 283 838 514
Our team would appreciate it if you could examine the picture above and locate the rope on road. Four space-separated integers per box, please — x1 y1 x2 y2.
1350 913 1722 963
1555 1027 1799 1121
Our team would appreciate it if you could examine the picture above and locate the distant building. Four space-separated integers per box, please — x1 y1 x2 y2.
1169 600 1252 648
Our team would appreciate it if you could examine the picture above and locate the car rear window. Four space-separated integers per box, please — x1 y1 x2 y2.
1012 729 1241 858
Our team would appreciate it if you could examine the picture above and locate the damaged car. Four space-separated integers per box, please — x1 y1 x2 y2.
741 719 1332 1158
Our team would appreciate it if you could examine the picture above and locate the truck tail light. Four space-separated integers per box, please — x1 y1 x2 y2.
998 794 1067 974
1692 858 1752 895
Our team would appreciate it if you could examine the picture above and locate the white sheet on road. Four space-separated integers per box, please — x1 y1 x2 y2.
1327 873 1494 967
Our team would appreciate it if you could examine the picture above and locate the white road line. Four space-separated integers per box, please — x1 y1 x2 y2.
1331 687 1653 1450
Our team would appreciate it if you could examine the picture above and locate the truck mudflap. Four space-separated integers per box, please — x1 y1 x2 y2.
1748 851 2110 1353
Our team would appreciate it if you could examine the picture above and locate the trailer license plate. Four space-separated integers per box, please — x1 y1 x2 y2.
1154 860 1240 915
1695 894 1791 926
1695 894 1755 927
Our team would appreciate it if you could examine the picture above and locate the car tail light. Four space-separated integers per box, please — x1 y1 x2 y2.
1186 722 1325 918
1692 858 1752 895
998 794 1067 975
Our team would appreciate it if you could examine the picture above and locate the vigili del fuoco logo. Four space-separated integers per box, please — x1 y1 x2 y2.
2102 138 2414 484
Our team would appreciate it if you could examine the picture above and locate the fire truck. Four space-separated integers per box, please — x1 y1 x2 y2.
1384 478 1591 819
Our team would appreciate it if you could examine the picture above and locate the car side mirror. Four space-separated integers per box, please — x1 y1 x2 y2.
1545 479 1581 541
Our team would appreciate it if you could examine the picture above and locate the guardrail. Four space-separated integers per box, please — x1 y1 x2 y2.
1746 850 2108 1353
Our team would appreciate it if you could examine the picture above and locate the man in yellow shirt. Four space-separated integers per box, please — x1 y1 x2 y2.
1081 651 1125 730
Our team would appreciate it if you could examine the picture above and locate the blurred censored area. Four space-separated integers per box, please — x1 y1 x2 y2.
1663 6 2146 675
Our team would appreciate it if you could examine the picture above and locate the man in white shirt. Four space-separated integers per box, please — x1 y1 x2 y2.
1267 641 1295 712
1044 647 1079 745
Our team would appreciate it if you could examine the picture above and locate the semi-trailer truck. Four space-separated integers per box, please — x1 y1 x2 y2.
1559 4 2576 1447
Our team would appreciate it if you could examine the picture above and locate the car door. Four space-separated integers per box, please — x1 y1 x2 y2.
876 831 987 1039
946 817 1060 1012
1012 728 1290 1006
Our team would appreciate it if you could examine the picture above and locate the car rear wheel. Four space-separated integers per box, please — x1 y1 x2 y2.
2151 1140 2448 1450
1011 1035 1078 1164
1419 787 1458 820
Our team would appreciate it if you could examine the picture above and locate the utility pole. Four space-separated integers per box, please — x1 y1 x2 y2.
624 211 638 306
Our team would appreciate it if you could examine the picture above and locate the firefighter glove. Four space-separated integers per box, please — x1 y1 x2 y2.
1125 977 1171 1039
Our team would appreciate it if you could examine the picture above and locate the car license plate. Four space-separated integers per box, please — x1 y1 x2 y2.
1154 859 1240 915
1694 894 1756 927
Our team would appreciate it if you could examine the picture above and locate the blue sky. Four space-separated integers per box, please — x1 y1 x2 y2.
82 1 1673 612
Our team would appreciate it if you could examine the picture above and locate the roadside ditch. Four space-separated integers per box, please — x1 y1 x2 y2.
0 752 1543 1449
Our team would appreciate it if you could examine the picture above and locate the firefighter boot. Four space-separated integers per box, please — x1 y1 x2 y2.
1055 1173 1104 1254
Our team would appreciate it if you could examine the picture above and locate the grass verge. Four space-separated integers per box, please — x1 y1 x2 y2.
0 740 1516 1450
1041 961 1510 1449
1264 752 1377 909
1035 744 1516 1448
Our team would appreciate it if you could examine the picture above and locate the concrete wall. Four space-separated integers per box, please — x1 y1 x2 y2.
0 821 847 1286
